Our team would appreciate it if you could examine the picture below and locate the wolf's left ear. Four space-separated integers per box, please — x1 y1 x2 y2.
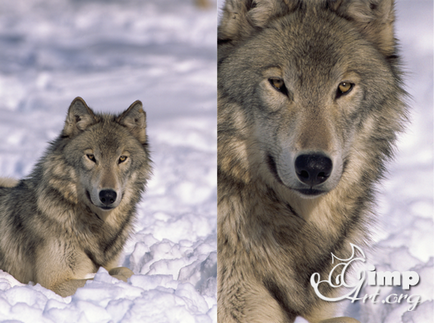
63 97 97 137
329 0 396 57
117 100 147 144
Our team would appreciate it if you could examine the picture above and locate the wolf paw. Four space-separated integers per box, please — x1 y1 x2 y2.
318 317 361 323
108 267 134 282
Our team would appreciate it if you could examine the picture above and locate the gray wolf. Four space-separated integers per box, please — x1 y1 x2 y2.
0 97 152 297
217 0 407 322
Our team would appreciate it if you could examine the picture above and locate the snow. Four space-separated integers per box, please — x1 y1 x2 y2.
0 0 431 323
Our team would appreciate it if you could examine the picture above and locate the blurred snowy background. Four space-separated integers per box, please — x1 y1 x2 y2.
0 0 217 322
0 0 432 322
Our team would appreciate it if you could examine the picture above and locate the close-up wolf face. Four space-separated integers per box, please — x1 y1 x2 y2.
218 2 404 199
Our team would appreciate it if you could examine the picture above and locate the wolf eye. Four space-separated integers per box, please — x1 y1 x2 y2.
86 154 96 162
119 156 128 163
268 78 288 95
337 82 354 98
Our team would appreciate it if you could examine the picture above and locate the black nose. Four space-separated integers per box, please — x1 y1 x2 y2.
99 189 117 206
295 153 333 186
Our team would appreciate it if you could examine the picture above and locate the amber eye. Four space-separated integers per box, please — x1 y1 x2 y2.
87 154 96 162
337 82 354 97
119 156 128 163
269 78 284 90
268 78 288 95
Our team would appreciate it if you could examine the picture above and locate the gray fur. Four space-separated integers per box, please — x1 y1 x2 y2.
218 0 407 322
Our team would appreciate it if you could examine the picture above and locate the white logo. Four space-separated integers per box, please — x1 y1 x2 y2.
310 244 421 311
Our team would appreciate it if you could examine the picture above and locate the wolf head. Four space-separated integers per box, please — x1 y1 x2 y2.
45 97 151 218
218 0 406 199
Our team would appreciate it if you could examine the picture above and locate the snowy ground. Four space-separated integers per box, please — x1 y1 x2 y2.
0 0 217 322
0 0 432 322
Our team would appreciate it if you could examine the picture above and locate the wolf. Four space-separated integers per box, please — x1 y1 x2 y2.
217 0 407 322
0 97 152 297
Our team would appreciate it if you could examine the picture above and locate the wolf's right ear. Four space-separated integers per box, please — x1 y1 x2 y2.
328 0 396 57
117 101 147 145
218 0 298 44
63 97 97 138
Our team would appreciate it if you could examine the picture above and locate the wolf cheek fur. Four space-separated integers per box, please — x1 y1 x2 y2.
218 0 407 322
0 97 152 297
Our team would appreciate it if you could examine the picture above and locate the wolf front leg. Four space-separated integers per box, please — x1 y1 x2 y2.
53 278 89 297
50 267 133 297
108 267 134 282
218 277 294 323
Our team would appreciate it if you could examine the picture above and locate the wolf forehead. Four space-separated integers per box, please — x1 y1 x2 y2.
230 18 378 72
69 120 144 151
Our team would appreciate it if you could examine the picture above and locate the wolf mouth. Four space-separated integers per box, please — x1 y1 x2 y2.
99 205 115 210
294 188 325 197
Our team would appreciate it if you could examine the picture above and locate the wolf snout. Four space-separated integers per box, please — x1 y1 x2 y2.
99 189 117 208
295 153 333 187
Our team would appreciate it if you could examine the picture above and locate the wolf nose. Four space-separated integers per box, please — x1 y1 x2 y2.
99 189 117 206
295 153 333 186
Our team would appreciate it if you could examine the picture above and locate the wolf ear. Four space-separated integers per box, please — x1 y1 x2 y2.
117 100 147 145
63 97 97 137
328 0 396 56
218 0 298 43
